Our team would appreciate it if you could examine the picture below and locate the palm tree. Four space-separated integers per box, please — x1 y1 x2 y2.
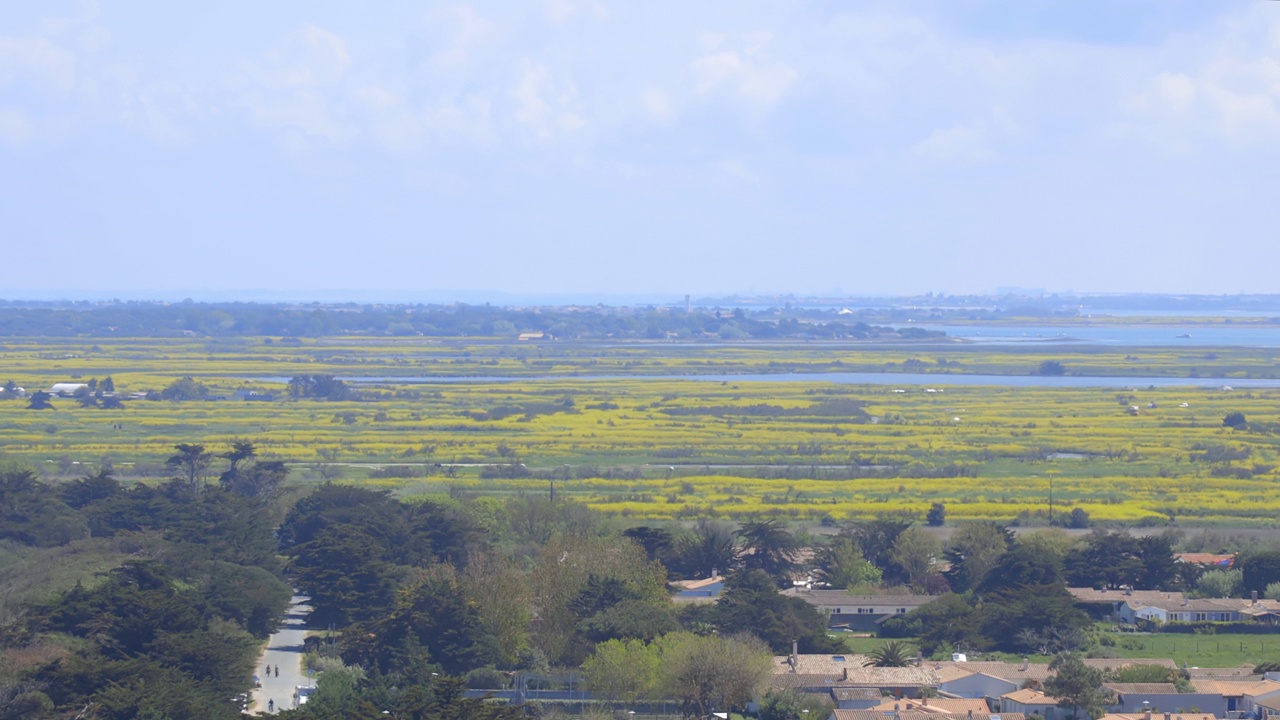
867 641 913 667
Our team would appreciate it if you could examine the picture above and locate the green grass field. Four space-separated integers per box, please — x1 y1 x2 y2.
841 632 1278 668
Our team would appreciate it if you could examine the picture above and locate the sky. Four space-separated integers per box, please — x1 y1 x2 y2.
2 1 1279 303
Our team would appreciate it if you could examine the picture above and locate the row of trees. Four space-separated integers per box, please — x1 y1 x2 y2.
0 301 939 340
0 443 294 718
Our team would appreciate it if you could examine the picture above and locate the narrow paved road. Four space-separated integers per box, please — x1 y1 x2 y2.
252 595 313 714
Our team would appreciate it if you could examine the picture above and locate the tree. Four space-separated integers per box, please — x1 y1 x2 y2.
851 517 913 582
1044 654 1113 720
1195 569 1243 598
926 502 946 526
26 390 53 410
944 522 1013 593
288 374 352 401
659 632 773 719
1239 551 1280 595
581 637 661 706
167 443 214 496
758 688 833 720
342 567 499 677
672 519 738 579
1064 531 1176 591
980 584 1091 655
979 542 1065 594
1223 412 1247 429
1038 360 1066 376
159 376 208 401
460 552 534 668
1266 580 1280 601
867 640 913 667
1066 507 1092 529
737 518 799 586
1016 529 1078 567
530 533 670 665
881 593 987 656
890 527 941 590
624 526 677 567
708 569 841 654
813 536 881 590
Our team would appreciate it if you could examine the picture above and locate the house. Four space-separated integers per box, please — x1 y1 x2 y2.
771 654 940 698
49 382 90 396
1256 695 1280 720
1189 679 1277 714
671 576 723 604
1102 683 1225 717
232 388 274 402
866 697 992 715
781 589 934 630
1119 595 1280 624
1240 681 1280 719
999 688 1068 720
1069 588 1186 621
831 688 883 710
1176 554 1234 568
830 712 1024 720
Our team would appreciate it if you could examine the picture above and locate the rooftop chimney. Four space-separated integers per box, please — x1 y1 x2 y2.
968 711 974 720
1252 590 1259 606
1144 711 1151 720
790 639 798 673
1022 656 1029 671
843 667 849 681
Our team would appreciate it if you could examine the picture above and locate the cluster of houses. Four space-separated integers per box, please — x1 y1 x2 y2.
768 653 1280 720
771 584 1280 633
1068 588 1280 626
27 381 275 403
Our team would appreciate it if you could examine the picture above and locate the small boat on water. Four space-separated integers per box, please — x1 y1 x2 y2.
1175 333 1192 339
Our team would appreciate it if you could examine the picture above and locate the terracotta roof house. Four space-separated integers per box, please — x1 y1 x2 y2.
866 698 992 715
999 688 1072 720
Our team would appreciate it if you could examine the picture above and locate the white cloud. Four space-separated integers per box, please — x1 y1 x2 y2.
512 58 584 140
641 88 674 124
691 32 796 108
910 124 990 163
0 107 30 147
238 25 356 146
1122 5 1280 148
424 6 492 69
0 36 77 95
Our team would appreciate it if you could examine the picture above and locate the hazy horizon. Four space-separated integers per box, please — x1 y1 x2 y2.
4 1 1279 298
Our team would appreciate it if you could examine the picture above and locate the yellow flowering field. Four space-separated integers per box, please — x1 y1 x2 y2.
2 336 1279 524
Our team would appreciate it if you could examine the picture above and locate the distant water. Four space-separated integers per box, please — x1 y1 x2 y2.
916 324 1280 347
250 373 1280 388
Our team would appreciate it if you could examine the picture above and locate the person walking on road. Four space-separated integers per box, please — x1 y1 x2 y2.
268 699 274 712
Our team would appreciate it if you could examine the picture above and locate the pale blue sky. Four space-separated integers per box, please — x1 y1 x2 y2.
2 1 1278 301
